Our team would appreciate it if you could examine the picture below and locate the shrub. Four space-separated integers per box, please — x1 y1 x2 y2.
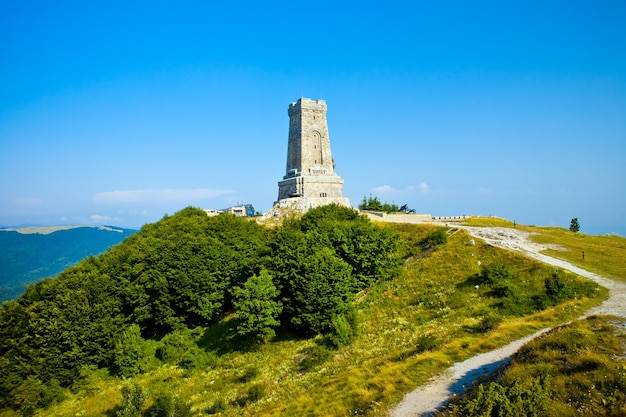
281 246 356 334
492 282 518 298
476 314 503 333
10 376 64 417
156 328 217 371
144 392 191 417
298 345 333 372
448 377 549 417
237 367 259 383
545 271 572 303
71 365 111 395
116 382 146 417
205 397 227 414
233 383 268 407
327 310 359 347
415 333 440 353
531 294 553 311
497 294 537 317
478 263 513 286
421 229 448 248
114 325 152 378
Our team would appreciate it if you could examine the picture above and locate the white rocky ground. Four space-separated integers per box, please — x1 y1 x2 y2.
388 225 626 417
258 197 351 225
257 197 318 225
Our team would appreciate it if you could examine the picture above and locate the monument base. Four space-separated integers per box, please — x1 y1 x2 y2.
277 174 345 201
258 196 351 224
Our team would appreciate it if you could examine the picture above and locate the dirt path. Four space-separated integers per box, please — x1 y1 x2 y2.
388 226 626 417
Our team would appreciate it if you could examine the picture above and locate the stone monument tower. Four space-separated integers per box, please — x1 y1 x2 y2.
277 98 350 206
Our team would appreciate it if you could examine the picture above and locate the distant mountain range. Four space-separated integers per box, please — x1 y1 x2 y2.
0 225 136 302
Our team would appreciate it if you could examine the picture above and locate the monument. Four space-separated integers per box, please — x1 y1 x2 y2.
260 98 350 222
277 98 350 206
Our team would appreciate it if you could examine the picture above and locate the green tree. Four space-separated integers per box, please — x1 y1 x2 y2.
116 382 146 417
144 392 192 417
299 204 400 286
0 206 271 412
285 246 355 334
569 217 580 232
358 194 398 212
10 376 63 417
109 207 268 334
156 327 216 370
266 205 399 336
232 270 282 342
113 325 151 378
328 310 359 347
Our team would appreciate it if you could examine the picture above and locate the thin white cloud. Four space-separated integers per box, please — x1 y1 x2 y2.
91 214 124 223
478 187 491 193
116 209 149 215
371 184 396 194
92 188 235 205
371 183 429 195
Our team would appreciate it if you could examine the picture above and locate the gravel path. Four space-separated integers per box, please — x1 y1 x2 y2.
388 226 626 417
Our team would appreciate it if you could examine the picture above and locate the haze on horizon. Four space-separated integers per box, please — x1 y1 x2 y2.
1 1 625 236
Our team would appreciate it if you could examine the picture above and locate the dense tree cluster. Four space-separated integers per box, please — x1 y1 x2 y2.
266 204 400 337
358 194 399 213
0 205 400 413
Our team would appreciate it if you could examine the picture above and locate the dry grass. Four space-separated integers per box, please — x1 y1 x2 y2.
439 315 626 416
463 216 626 283
522 225 626 283
462 216 517 228
463 217 626 281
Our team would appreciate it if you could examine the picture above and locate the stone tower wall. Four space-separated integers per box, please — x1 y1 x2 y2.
277 98 349 206
285 98 334 176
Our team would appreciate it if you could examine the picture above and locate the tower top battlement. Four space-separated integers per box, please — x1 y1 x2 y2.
288 98 327 114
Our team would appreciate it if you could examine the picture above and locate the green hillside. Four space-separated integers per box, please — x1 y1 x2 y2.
438 315 626 416
0 226 136 302
0 207 615 416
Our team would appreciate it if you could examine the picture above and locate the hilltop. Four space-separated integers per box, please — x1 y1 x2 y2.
0 207 623 416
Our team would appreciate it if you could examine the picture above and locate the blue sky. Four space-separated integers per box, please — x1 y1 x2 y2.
1 1 625 235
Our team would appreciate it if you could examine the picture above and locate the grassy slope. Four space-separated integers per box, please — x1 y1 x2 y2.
34 223 608 417
438 315 626 416
463 217 626 282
